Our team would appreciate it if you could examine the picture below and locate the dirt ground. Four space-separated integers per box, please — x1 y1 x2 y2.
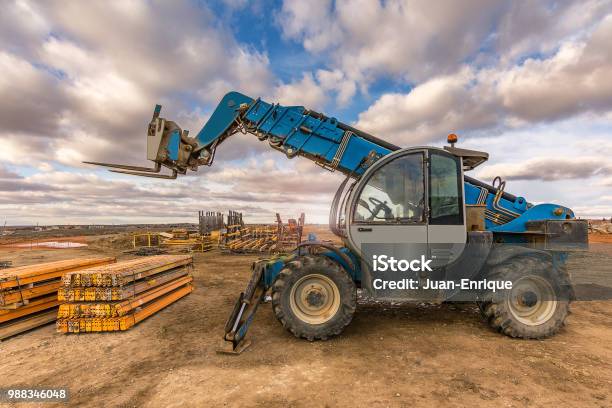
0 229 611 408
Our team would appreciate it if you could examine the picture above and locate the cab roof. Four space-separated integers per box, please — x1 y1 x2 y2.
443 146 489 170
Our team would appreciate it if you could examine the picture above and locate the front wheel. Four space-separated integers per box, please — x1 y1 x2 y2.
271 255 356 341
478 256 572 339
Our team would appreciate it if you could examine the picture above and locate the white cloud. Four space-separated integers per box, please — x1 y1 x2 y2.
569 204 612 219
277 1 491 83
316 69 357 105
476 157 612 181
0 0 49 58
278 0 612 100
0 51 71 135
599 177 612 187
0 164 21 179
0 158 340 225
459 125 612 220
356 67 500 145
495 0 610 63
273 72 328 109
36 162 54 172
356 15 612 146
0 0 276 168
494 15 612 122
276 0 341 53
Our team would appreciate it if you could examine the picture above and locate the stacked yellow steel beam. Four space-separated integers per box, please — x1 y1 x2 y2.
132 232 213 252
0 257 115 340
161 235 214 252
57 255 193 333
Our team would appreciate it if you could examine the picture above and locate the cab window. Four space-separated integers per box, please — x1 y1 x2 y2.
429 152 463 225
354 153 425 223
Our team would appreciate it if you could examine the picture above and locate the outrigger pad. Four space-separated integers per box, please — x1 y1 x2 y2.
217 338 252 355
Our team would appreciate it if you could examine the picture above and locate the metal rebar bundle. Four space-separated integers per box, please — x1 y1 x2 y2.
198 211 225 235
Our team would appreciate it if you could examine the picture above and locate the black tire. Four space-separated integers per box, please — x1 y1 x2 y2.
477 255 572 339
271 255 356 341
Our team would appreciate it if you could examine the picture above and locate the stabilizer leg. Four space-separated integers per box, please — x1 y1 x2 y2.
218 262 267 355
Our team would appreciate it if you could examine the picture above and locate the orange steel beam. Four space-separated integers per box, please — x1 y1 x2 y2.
0 257 115 289
1 281 63 306
133 284 192 324
117 276 192 316
0 309 58 340
0 294 57 312
62 255 192 287
0 298 61 324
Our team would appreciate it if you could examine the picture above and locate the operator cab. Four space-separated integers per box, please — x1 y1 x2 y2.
346 137 489 300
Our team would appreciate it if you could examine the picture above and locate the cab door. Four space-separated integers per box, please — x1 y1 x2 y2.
427 151 467 268
347 149 428 299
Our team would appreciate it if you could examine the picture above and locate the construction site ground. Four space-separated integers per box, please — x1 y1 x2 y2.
0 226 610 408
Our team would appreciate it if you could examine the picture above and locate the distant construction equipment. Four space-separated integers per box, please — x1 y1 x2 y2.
132 229 213 253
0 257 115 340
162 229 214 252
134 210 245 253
219 213 305 254
57 255 193 333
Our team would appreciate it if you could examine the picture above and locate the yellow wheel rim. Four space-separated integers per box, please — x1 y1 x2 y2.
289 274 341 325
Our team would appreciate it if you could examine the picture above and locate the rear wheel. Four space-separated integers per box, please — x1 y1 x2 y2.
271 255 356 341
478 256 572 339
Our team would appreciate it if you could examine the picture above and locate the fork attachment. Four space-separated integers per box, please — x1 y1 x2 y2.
84 104 195 179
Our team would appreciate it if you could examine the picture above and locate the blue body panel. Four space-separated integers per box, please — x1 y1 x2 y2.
490 204 572 233
263 247 362 287
195 92 254 147
263 259 286 287
241 99 389 174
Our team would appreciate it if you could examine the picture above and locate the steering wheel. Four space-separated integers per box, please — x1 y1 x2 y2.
367 197 394 220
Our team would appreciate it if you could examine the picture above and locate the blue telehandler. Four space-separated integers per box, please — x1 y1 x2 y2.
87 91 588 353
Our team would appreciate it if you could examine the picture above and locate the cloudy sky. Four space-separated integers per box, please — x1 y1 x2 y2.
1 0 612 225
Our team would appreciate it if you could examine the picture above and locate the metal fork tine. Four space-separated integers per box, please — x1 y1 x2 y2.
83 161 161 173
109 169 177 179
